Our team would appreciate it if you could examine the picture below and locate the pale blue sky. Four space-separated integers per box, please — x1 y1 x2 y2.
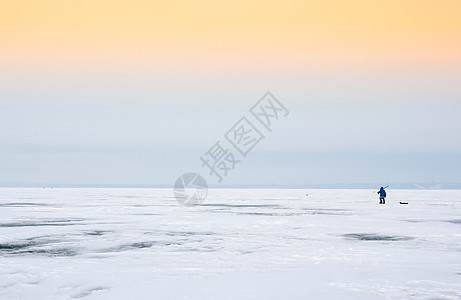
1 64 460 186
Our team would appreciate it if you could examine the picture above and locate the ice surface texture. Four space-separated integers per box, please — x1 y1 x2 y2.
1 188 461 299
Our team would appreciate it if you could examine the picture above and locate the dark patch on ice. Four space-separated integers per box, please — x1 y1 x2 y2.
83 230 111 236
102 239 212 253
214 206 351 216
301 208 352 215
132 204 164 208
202 203 283 208
1 243 79 256
131 241 157 249
343 233 414 241
163 242 183 246
131 213 161 216
403 218 446 224
1 235 80 257
0 241 38 250
104 241 159 252
163 231 217 237
18 248 78 257
428 203 454 207
234 208 351 217
404 219 461 225
304 208 350 212
0 202 52 207
447 219 461 224
190 248 218 252
0 218 84 227
403 219 428 223
72 286 110 298
25 235 60 243
0 237 58 253
235 212 305 216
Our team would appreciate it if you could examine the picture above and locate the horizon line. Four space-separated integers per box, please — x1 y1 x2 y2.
1 182 461 190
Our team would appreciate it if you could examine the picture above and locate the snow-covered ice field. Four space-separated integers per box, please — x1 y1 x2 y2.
1 188 460 299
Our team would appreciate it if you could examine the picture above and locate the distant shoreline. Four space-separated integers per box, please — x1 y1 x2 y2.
1 183 461 190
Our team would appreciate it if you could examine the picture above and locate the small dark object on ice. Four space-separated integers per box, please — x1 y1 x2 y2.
399 202 408 205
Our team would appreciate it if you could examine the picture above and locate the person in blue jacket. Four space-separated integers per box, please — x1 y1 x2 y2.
377 187 386 204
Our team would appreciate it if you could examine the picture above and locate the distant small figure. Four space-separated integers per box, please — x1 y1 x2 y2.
305 193 309 196
377 187 386 204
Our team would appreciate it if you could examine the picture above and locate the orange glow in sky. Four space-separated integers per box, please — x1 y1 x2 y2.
1 0 461 65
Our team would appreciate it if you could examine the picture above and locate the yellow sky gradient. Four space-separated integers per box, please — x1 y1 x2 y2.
1 0 461 66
